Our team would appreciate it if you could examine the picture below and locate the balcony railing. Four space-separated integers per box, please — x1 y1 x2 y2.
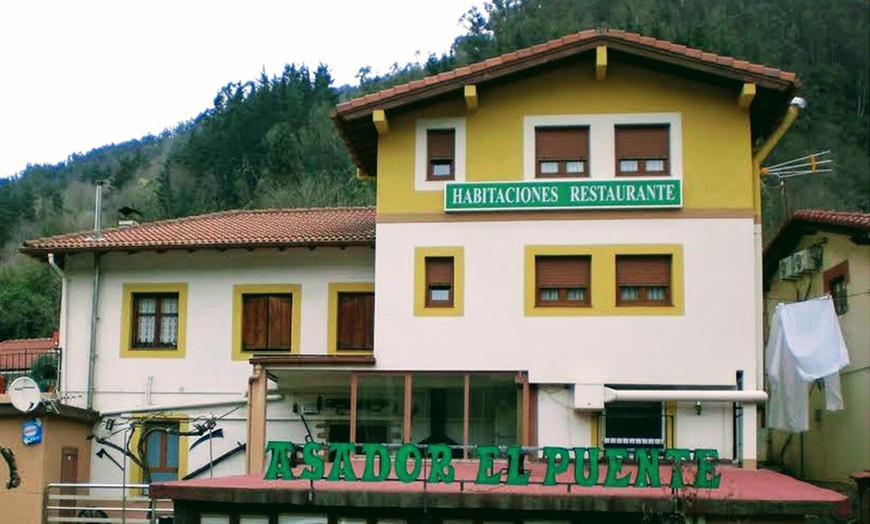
0 346 61 393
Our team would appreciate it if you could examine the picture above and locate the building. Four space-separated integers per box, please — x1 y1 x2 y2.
20 29 852 522
0 331 60 393
762 209 870 484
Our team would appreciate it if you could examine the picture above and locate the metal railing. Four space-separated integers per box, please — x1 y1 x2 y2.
43 483 172 524
0 347 61 392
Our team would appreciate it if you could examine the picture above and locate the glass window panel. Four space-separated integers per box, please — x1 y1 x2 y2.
161 297 178 314
146 432 162 467
566 160 585 174
647 286 667 301
566 288 585 301
240 517 270 524
150 471 177 482
137 297 157 314
619 286 640 301
160 316 178 345
429 287 451 302
201 516 231 524
165 433 179 467
539 288 559 301
137 316 156 344
431 162 452 177
619 159 639 172
539 161 559 174
645 159 665 172
278 517 327 524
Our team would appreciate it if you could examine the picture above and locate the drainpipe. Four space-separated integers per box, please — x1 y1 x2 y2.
750 97 805 414
47 253 68 393
86 253 101 409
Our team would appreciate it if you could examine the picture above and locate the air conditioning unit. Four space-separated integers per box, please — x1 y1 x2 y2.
792 249 820 275
779 257 798 281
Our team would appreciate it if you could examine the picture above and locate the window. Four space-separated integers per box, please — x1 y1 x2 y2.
604 401 665 448
616 255 672 306
824 261 849 316
535 126 589 177
535 256 590 307
615 125 670 176
242 294 293 351
132 293 179 349
425 257 454 307
336 292 375 351
427 129 455 180
121 283 188 358
143 422 180 482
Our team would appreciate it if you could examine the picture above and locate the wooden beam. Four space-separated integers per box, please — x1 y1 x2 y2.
403 375 412 443
596 46 608 80
246 364 267 474
372 109 389 135
349 373 358 443
463 374 470 459
739 83 756 109
464 85 478 112
521 376 530 447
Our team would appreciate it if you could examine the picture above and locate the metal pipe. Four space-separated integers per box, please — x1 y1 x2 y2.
753 98 805 176
99 394 284 417
86 252 101 409
47 253 68 393
603 387 766 403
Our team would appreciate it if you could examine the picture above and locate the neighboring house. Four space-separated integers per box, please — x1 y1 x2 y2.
762 209 870 484
0 331 60 392
22 29 852 522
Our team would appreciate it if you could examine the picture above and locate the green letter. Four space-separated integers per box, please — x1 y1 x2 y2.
395 444 422 483
327 443 357 481
542 447 570 486
427 444 455 483
603 448 631 487
361 443 390 482
665 448 692 488
506 446 530 486
264 441 295 480
475 445 501 485
693 449 721 489
573 447 600 487
634 448 661 488
298 442 324 480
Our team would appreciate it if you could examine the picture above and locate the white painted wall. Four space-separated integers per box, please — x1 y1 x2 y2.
536 386 592 449
374 218 759 388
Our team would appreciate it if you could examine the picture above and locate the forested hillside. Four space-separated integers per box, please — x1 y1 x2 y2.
0 0 867 340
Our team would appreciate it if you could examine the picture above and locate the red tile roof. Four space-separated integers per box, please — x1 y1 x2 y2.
0 334 58 370
336 29 798 116
789 209 870 230
21 207 376 256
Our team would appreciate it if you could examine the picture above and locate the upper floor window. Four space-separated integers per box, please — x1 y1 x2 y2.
242 294 293 351
143 421 180 483
535 255 591 306
425 257 455 307
824 261 849 316
616 255 672 306
604 401 665 448
615 125 670 176
427 129 455 180
337 292 375 351
535 126 589 178
132 293 179 349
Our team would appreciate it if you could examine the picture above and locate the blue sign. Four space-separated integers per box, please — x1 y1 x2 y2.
22 419 42 445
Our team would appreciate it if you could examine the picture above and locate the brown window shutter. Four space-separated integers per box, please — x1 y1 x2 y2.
242 296 268 350
427 129 455 159
616 255 671 286
536 127 589 160
267 295 293 349
536 256 590 287
337 292 374 350
426 257 454 286
615 125 669 158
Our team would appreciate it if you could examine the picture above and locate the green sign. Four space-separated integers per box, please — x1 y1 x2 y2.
444 179 682 212
264 442 720 489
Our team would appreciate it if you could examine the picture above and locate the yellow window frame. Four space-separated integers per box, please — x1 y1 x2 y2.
327 282 375 355
120 283 188 359
232 284 301 361
414 246 464 317
128 413 189 485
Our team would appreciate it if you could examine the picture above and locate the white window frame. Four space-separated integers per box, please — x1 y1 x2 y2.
415 117 466 192
523 113 683 181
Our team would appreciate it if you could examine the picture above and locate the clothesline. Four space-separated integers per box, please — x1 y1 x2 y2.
764 289 870 304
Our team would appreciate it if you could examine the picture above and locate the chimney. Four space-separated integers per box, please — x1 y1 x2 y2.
91 181 108 240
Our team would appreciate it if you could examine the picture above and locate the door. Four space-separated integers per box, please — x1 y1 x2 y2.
60 447 78 517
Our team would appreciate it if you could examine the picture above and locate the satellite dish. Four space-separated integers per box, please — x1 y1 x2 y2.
8 377 41 413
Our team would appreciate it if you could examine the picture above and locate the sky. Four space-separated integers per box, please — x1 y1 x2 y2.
0 0 481 179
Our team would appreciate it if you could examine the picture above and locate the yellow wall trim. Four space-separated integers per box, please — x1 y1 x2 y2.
373 109 389 135
231 284 302 361
128 413 189 485
414 246 465 317
327 282 375 355
738 83 756 109
120 283 188 359
596 46 607 80
524 244 684 317
376 208 755 224
464 85 478 112
665 401 677 448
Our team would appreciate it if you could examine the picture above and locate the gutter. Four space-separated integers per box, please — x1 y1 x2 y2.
752 97 806 177
47 253 68 393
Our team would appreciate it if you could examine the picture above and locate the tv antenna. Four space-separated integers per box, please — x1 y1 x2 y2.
761 151 833 217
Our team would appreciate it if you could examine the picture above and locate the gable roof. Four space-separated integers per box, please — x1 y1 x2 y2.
21 207 376 257
762 209 870 286
333 28 801 178
0 334 58 371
